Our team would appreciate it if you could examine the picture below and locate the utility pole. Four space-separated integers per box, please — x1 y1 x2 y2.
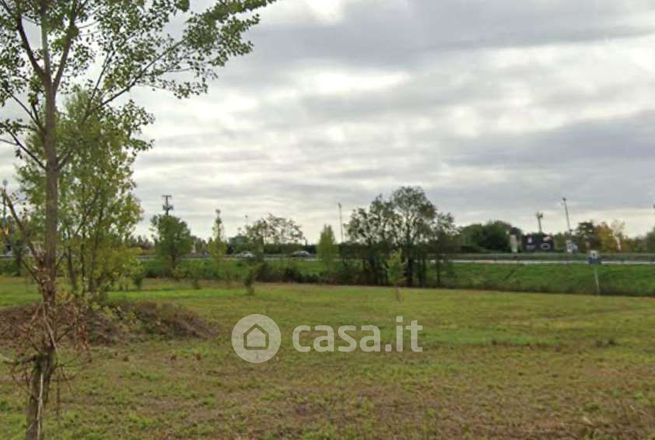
536 212 544 234
162 195 174 216
562 197 577 254
338 202 344 243
562 197 572 235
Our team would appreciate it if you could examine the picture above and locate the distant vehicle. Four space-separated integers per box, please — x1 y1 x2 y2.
290 251 313 259
235 251 256 259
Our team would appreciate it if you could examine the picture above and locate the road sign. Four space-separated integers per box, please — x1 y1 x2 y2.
588 250 602 265
588 250 602 295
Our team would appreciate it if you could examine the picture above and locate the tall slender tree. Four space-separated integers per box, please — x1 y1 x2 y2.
0 1 275 438
151 214 193 274
208 209 228 275
346 195 396 285
317 225 338 278
389 186 436 287
18 90 148 298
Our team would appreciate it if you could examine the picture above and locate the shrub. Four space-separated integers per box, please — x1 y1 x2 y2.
142 259 167 278
0 259 17 276
334 260 361 285
282 264 303 283
243 264 260 296
131 262 146 290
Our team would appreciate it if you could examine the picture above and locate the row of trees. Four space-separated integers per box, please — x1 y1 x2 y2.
454 220 655 254
118 198 655 288
146 186 459 289
148 214 650 268
7 178 654 292
129 215 655 266
148 211 308 275
146 186 456 290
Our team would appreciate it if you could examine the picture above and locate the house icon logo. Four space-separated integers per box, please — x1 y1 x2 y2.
232 314 281 363
244 324 269 350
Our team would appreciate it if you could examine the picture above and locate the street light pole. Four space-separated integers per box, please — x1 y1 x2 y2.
536 212 544 234
562 197 572 235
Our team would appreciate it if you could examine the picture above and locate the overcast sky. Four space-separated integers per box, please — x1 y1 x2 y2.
3 0 655 241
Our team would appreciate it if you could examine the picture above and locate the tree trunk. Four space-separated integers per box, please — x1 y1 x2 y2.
27 80 59 440
394 285 402 302
88 204 105 297
406 256 414 287
13 245 23 276
435 256 442 287
66 246 77 293
25 351 55 440
43 86 59 307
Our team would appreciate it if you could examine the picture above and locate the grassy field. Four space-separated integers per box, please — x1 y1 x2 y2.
153 258 655 296
4 258 655 297
1 277 655 439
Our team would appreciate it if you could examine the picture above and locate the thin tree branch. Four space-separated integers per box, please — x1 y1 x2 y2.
54 188 102 269
3 130 46 170
8 93 44 132
0 0 13 18
98 40 184 109
53 0 80 92
60 41 180 168
86 46 115 108
39 0 52 80
15 12 46 82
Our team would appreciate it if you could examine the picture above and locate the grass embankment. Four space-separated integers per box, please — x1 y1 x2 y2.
145 258 655 296
1 277 654 439
446 263 655 296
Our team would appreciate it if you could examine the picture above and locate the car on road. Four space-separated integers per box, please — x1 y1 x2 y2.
290 250 313 259
235 251 256 259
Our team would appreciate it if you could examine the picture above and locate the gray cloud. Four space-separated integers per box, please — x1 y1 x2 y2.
3 0 655 240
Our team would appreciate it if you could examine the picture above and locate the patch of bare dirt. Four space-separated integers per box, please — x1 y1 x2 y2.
0 301 216 347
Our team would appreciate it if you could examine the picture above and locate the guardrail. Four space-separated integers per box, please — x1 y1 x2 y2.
452 253 655 262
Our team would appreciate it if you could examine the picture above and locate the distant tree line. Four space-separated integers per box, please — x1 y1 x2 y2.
7 182 655 290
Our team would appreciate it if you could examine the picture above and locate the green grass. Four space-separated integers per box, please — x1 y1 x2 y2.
143 258 655 296
1 278 655 439
0 276 39 306
447 263 655 296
